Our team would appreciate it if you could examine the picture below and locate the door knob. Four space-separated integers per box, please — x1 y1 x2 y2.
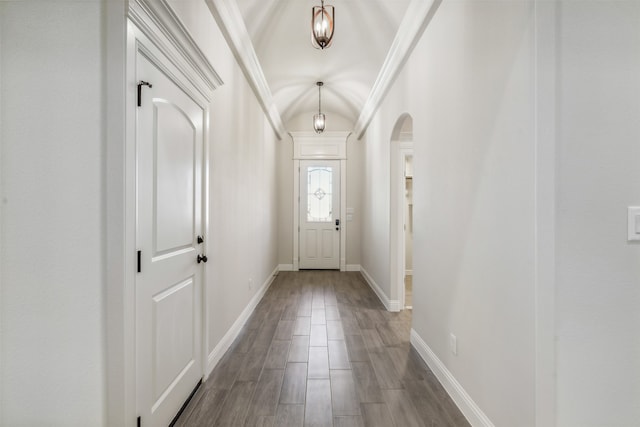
197 254 208 263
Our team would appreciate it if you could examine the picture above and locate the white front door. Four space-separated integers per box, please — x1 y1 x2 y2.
136 53 204 426
299 160 340 269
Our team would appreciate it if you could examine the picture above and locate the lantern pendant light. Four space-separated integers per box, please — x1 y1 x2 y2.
311 0 334 49
313 82 326 134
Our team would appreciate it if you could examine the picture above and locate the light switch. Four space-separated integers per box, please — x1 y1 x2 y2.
628 207 640 241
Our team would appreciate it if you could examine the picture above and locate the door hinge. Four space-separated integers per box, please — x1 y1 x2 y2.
137 250 141 273
137 416 141 427
137 80 152 107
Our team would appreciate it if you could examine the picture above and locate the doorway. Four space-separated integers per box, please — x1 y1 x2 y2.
290 131 350 271
299 160 341 269
404 156 413 309
390 114 413 311
133 26 207 427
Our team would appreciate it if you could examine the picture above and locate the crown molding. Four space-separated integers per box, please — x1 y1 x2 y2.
354 0 442 140
128 0 223 101
205 0 287 140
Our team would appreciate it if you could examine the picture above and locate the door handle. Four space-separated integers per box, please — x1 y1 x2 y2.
197 254 208 263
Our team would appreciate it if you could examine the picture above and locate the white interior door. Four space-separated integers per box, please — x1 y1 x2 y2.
299 160 340 269
136 53 204 426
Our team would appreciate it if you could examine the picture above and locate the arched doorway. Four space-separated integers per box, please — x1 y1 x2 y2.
390 114 413 310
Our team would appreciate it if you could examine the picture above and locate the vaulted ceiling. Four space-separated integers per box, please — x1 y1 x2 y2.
235 0 411 125
206 0 440 137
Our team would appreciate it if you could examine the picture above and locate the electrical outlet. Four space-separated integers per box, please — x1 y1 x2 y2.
450 333 457 355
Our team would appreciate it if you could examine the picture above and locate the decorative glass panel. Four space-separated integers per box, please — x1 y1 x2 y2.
307 166 332 222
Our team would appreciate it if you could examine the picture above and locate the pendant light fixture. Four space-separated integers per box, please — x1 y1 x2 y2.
311 0 334 49
313 82 326 134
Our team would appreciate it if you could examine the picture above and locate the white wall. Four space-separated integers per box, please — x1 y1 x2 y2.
277 112 362 268
556 2 640 425
362 1 537 425
154 0 281 374
1 1 281 425
360 72 409 301
1 3 106 425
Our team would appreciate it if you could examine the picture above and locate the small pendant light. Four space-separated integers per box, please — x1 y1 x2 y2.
313 82 326 134
311 0 335 49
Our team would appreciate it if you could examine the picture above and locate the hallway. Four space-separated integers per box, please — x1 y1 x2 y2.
175 271 468 427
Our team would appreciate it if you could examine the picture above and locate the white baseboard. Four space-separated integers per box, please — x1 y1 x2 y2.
346 264 361 272
405 269 413 276
206 265 279 376
278 264 294 271
410 329 494 427
360 267 400 312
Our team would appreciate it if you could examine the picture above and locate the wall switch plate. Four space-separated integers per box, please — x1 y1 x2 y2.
628 207 640 241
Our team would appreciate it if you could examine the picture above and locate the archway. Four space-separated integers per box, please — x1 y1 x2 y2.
389 114 413 310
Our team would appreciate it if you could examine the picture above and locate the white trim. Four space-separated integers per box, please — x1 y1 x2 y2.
116 5 220 424
405 270 413 276
206 266 279 376
291 133 350 272
204 0 286 139
278 264 294 272
292 159 300 271
410 329 494 427
346 264 361 272
360 267 400 312
290 131 351 160
354 0 442 139
128 0 223 101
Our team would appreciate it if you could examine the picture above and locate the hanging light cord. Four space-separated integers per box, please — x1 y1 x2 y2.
318 83 322 114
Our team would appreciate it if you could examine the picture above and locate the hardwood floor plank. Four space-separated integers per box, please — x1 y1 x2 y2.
344 334 369 362
280 363 308 404
264 340 291 370
238 343 270 381
310 324 328 347
333 416 365 427
325 305 341 320
369 351 403 389
207 352 247 390
212 381 256 426
330 370 360 416
341 317 361 336
244 369 285 426
275 404 305 427
275 320 296 340
174 387 227 427
288 335 310 362
383 388 426 427
304 379 333 427
328 340 350 370
361 403 396 427
326 320 345 340
311 308 327 325
293 316 311 336
308 346 330 379
361 328 385 354
351 361 385 404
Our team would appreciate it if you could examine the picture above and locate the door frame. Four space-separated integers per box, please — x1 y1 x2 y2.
392 144 413 310
290 132 350 271
389 112 413 310
106 2 222 425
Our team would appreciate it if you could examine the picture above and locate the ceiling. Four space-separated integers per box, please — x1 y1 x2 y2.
233 0 413 127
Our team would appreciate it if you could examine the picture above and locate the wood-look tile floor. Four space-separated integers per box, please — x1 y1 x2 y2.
175 271 470 427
